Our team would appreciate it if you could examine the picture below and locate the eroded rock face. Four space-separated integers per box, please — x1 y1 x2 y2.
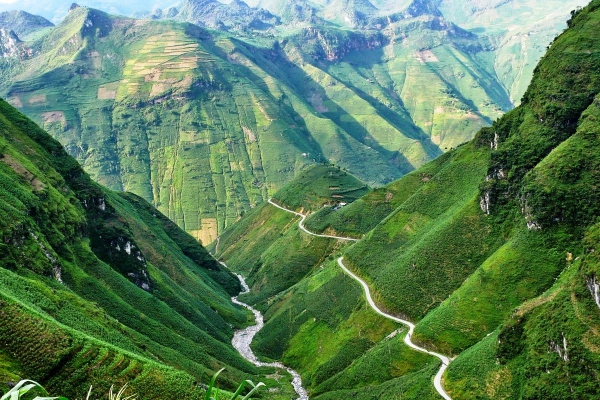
549 333 569 362
104 235 152 291
480 191 491 215
517 193 542 230
0 29 21 59
587 274 600 310
290 27 387 62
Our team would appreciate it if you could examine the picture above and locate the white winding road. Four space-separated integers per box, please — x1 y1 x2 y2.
268 199 452 400
268 199 359 242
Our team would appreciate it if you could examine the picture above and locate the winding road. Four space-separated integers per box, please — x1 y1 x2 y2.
268 199 359 242
268 199 452 400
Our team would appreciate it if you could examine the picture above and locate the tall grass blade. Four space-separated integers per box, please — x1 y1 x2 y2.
108 384 136 400
85 386 93 400
205 368 225 400
241 382 265 400
1 380 39 400
229 380 247 400
1 380 67 400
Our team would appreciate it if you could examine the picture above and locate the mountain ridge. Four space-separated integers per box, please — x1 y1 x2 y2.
0 97 297 398
0 1 589 242
211 1 600 398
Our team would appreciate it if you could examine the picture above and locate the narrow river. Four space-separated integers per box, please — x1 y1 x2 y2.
230 272 309 400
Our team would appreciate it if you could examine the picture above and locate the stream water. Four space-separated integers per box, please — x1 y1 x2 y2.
231 273 309 400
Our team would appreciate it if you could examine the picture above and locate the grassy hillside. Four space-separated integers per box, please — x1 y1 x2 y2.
303 151 454 238
344 140 502 321
0 98 306 398
272 164 370 212
0 0 561 243
214 1 600 398
0 10 53 38
213 165 364 303
437 0 591 104
212 165 444 399
344 1 600 396
446 221 600 399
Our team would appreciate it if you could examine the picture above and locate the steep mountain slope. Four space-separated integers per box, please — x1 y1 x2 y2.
214 1 600 398
0 5 501 242
253 0 589 103
1 7 322 244
0 2 517 240
345 0 600 356
436 0 591 103
0 98 284 398
0 0 587 244
211 165 443 399
176 0 280 31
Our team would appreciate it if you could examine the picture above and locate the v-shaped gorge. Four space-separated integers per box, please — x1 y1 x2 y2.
0 0 588 243
212 1 600 398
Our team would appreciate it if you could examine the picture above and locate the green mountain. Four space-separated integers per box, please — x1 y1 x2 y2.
210 165 444 399
435 0 592 104
212 1 600 398
0 1 178 24
0 1 520 242
0 1 598 398
0 10 53 39
0 98 296 398
0 1 586 243
176 0 280 31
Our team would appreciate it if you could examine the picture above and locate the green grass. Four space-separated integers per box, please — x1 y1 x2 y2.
215 3 600 399
2 2 599 399
344 141 499 320
214 165 367 304
0 98 295 397
272 164 370 212
303 152 454 238
0 1 554 242
214 169 445 398
413 226 570 355
313 362 440 400
252 259 440 396
446 222 600 399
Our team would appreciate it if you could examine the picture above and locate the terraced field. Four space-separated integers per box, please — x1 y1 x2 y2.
1 0 581 243
210 3 600 398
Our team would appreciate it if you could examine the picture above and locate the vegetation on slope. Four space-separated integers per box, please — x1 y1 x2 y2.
344 140 502 321
446 221 600 399
271 164 370 212
0 98 293 398
213 165 365 303
331 1 600 396
0 10 53 38
302 151 454 238
215 1 600 398
443 17 600 389
213 163 444 399
0 0 556 241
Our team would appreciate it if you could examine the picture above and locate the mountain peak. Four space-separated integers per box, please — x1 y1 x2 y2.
405 0 442 18
177 0 279 31
69 3 81 12
0 10 53 38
